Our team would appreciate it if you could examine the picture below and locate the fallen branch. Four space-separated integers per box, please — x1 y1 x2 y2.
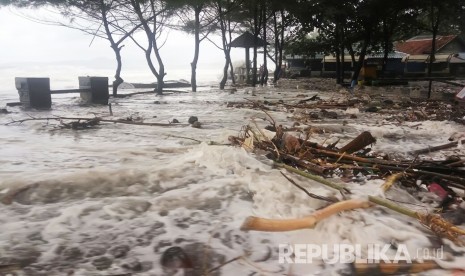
167 134 203 143
280 172 337 203
408 139 465 155
280 152 330 175
312 147 397 166
274 163 350 193
375 164 465 184
240 199 371 232
338 131 376 154
5 116 187 127
207 256 242 273
297 94 319 104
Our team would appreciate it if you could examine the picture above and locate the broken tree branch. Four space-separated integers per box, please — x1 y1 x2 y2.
338 131 376 154
408 139 465 155
280 172 337 203
274 163 350 193
5 116 187 127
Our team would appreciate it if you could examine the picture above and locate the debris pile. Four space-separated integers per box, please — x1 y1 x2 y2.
227 95 465 124
229 109 465 250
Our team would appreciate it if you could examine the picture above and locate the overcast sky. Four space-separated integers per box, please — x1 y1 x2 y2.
0 6 248 92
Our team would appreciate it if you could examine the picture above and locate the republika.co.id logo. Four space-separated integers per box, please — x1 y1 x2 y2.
279 243 443 264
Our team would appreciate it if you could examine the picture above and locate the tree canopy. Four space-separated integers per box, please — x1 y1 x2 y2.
2 0 464 88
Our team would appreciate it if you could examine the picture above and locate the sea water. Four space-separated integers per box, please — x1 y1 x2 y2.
0 85 464 275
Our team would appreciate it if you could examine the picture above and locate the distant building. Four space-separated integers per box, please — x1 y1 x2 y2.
282 35 465 79
394 35 465 76
394 35 465 55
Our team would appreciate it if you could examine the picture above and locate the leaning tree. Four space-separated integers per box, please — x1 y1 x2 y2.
126 0 170 95
0 0 143 96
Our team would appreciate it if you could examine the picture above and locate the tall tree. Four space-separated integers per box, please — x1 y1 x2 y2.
213 0 238 89
267 0 296 84
169 0 216 92
127 0 169 95
416 0 465 97
1 0 140 95
259 0 268 85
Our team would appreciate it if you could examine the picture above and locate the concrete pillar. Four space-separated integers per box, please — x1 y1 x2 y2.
78 76 109 105
15 77 52 109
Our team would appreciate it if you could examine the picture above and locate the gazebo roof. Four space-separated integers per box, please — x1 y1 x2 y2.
229 31 268 48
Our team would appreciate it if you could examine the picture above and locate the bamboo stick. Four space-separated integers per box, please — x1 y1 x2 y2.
369 196 465 245
368 196 418 218
274 162 349 193
241 199 371 232
268 161 465 244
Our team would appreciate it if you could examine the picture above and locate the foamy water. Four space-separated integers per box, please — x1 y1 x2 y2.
0 85 464 275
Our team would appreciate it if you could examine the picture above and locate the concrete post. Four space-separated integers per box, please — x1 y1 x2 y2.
15 77 52 109
78 76 109 105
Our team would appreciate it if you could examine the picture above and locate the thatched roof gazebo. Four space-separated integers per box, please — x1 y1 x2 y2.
229 31 268 83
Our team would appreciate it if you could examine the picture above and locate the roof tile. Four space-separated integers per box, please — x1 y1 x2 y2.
395 35 457 55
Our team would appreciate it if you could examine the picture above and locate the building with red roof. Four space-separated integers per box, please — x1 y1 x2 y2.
395 35 465 55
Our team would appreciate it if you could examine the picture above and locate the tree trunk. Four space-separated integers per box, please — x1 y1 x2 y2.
220 54 230 90
112 46 124 96
260 3 268 86
338 24 346 84
227 9 235 85
130 0 164 94
428 3 440 99
156 75 164 95
100 0 123 96
335 21 342 84
218 3 228 90
216 1 235 90
273 10 284 84
252 3 259 86
347 43 356 65
381 20 389 74
229 59 235 85
335 48 341 84
150 0 165 94
351 35 371 84
273 11 280 83
191 5 202 92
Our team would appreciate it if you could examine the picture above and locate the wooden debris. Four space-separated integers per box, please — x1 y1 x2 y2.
338 131 376 154
408 139 465 155
275 163 349 193
5 116 187 127
280 172 337 203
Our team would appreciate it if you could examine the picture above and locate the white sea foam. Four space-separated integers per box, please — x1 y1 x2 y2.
0 86 464 275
